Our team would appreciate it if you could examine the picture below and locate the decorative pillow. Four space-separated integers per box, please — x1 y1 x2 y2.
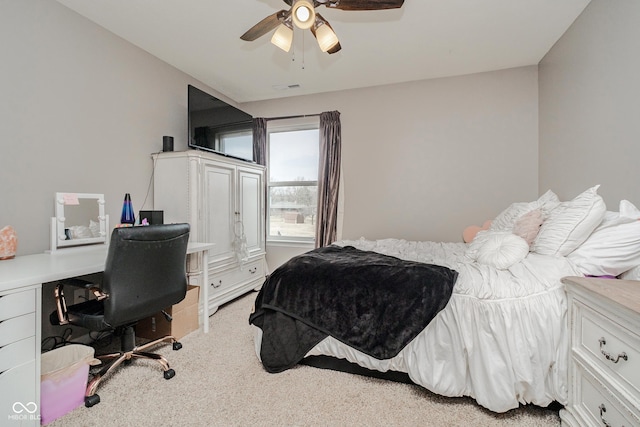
532 185 606 256
467 231 529 270
512 209 543 247
489 190 560 232
568 200 640 276
462 220 492 243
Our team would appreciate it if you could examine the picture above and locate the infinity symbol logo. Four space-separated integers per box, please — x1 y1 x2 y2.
12 402 37 414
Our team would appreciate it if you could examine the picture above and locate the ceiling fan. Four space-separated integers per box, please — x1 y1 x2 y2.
240 0 405 54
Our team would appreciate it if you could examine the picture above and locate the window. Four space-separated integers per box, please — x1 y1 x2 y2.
216 125 253 161
267 118 319 243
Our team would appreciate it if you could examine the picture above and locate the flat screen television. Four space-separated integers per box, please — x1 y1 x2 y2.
187 85 254 162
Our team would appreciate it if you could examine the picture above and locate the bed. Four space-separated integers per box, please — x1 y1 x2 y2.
249 185 640 413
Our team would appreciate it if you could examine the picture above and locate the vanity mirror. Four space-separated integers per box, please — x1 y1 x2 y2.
50 192 109 251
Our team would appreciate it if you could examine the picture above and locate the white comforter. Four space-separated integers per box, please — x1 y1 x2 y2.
256 238 582 413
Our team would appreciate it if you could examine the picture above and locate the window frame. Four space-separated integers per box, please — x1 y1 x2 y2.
214 124 253 161
266 117 320 244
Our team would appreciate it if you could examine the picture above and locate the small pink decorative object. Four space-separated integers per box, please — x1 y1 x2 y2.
0 225 18 260
462 220 492 243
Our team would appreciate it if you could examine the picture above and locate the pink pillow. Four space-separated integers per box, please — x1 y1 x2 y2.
463 220 492 243
513 209 543 246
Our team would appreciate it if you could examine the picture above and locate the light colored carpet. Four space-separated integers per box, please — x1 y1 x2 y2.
49 292 561 426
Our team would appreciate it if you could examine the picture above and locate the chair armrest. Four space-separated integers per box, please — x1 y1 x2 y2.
61 273 108 300
53 275 108 325
60 277 98 290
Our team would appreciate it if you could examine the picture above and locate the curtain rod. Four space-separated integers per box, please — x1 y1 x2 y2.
264 113 321 121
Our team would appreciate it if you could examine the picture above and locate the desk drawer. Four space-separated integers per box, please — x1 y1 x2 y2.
576 300 640 397
0 337 35 373
0 360 37 423
0 289 36 322
0 312 36 347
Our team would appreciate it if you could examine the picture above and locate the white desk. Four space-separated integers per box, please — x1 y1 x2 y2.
0 241 214 425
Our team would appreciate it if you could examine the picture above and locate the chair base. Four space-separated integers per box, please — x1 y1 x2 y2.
85 334 181 406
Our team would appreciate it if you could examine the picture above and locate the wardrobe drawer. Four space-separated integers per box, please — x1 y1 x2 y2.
210 260 264 293
0 336 35 373
576 300 640 397
0 312 36 347
578 368 638 427
0 289 36 322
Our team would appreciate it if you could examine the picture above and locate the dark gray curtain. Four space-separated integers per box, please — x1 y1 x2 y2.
315 111 341 248
252 117 267 166
252 117 268 248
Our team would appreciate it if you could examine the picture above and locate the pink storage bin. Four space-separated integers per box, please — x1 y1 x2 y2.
40 345 96 425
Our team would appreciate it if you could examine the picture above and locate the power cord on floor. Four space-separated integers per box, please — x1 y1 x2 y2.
41 328 73 352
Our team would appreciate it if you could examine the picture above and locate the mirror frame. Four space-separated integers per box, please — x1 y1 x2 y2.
52 192 108 250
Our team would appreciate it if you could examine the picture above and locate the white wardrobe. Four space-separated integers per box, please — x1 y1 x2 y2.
152 150 266 315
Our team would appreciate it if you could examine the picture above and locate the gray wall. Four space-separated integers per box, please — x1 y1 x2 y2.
244 67 540 269
0 0 231 256
244 66 540 246
539 0 640 207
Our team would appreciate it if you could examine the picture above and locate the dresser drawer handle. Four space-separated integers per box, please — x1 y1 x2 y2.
211 280 222 289
599 403 624 427
599 337 628 364
249 267 257 274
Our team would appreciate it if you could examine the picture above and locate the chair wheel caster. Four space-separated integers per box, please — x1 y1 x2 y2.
173 342 182 350
164 369 176 379
85 394 100 407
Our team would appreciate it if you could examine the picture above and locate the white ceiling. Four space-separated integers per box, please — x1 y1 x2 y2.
55 0 591 103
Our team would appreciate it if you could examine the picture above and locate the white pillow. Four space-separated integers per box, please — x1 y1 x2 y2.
490 190 560 232
568 200 640 276
532 185 606 256
468 231 529 270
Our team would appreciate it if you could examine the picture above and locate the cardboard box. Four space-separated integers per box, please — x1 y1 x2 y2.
136 285 200 340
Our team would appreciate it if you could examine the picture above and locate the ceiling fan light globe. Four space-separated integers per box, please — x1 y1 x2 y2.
316 24 339 52
292 0 315 29
271 24 293 52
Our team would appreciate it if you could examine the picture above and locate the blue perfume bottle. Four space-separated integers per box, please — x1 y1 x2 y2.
120 193 135 225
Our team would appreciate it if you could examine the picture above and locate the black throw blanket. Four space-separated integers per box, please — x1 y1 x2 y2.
250 245 458 373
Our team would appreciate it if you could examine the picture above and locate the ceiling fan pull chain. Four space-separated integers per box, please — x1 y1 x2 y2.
302 30 306 70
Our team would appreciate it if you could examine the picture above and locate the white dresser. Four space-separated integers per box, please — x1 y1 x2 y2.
562 276 640 427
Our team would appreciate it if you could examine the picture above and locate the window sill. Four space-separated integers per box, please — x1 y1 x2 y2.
266 240 315 248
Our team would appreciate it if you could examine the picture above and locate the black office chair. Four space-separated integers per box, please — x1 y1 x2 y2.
50 223 190 407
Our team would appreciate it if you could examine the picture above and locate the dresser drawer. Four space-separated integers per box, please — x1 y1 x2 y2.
578 367 639 427
0 336 35 373
209 259 265 293
0 312 36 347
0 289 36 322
576 299 640 397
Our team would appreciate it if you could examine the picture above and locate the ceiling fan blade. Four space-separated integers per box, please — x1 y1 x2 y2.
240 10 289 41
320 0 404 11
